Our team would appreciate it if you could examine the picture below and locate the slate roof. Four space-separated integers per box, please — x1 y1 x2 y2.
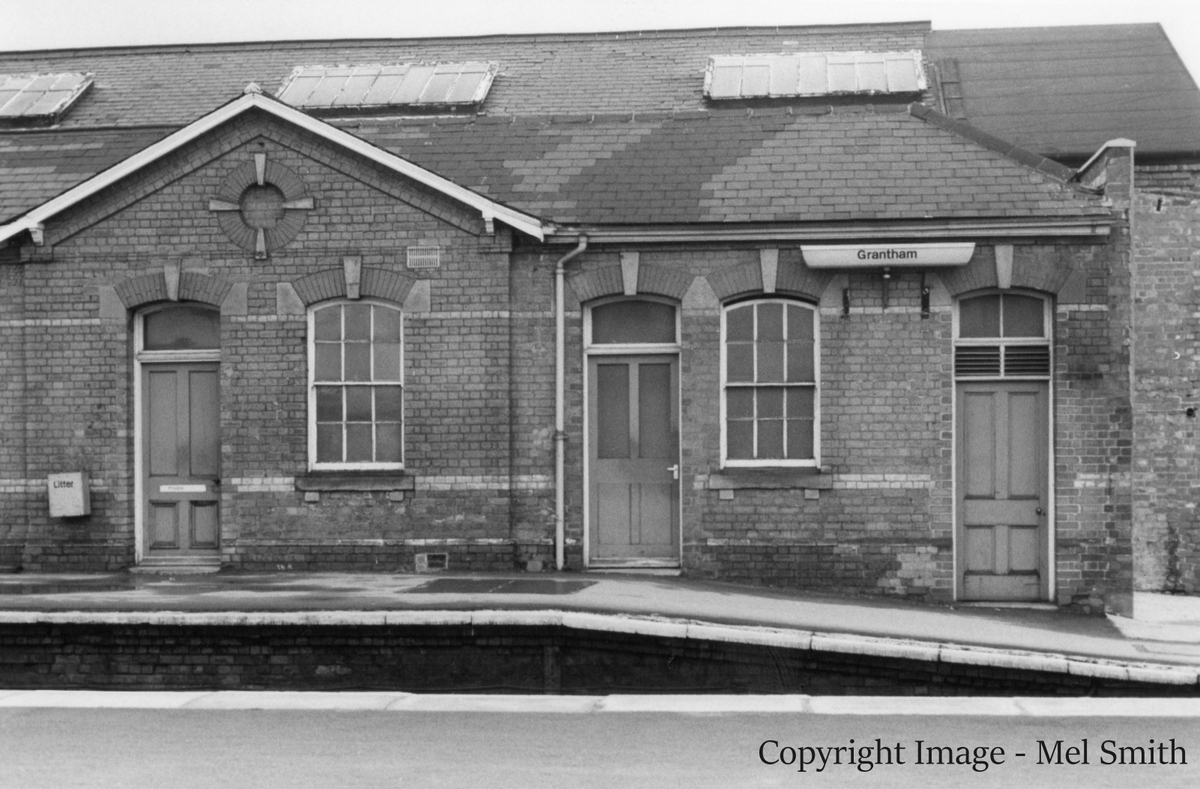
1 21 1195 161
0 24 929 128
927 24 1200 159
0 127 166 220
352 105 1104 226
0 101 1107 228
1 21 1163 230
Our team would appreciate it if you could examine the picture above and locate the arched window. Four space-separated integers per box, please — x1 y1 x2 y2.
954 293 1051 379
308 300 404 469
585 298 679 349
142 304 220 352
722 299 819 466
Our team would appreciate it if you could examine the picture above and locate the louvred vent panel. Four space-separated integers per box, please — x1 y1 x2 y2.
955 346 1001 377
1004 345 1051 376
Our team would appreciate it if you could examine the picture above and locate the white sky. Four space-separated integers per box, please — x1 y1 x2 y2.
1 0 1198 82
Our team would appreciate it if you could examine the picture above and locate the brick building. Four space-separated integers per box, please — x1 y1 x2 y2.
924 25 1200 596
1 21 1196 612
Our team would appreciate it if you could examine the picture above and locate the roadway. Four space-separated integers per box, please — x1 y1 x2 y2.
0 693 1197 788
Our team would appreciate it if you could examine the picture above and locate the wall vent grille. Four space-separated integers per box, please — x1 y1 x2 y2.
415 552 448 572
955 345 1051 378
406 246 441 269
1004 345 1051 376
955 346 1001 377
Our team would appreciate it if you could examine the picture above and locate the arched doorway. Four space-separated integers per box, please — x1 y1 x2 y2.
954 291 1052 601
135 304 221 569
584 298 681 568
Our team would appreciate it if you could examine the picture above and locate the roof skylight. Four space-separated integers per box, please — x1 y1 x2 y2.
277 63 498 110
705 52 925 100
0 72 93 123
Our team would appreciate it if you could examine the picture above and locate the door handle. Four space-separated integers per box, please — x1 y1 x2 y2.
1036 507 1044 515
667 464 679 480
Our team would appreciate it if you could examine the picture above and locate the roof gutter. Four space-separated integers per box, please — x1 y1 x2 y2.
541 218 1112 244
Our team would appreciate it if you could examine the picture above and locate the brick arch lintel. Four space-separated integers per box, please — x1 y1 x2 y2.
114 270 235 310
708 259 827 303
937 246 1075 299
566 263 694 303
291 266 417 306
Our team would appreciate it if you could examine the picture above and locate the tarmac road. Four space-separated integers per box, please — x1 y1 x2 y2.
0 694 1197 788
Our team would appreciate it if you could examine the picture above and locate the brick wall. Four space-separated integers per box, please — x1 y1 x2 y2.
0 103 1135 611
520 233 1130 608
0 257 27 569
691 271 953 597
0 623 1189 696
1132 162 1200 593
7 112 526 573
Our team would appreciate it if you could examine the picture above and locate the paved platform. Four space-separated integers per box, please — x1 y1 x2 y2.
0 571 1197 685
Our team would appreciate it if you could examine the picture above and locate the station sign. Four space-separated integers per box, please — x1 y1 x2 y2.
801 243 976 268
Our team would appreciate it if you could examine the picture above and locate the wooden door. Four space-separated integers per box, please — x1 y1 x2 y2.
588 355 679 564
957 381 1049 600
142 363 221 558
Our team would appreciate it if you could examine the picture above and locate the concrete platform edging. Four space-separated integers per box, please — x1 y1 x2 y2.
1 609 1196 688
1 691 1200 715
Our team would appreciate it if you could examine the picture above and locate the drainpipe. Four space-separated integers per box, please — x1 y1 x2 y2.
554 236 588 570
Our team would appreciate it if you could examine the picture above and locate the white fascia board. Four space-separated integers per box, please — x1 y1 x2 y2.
0 93 545 246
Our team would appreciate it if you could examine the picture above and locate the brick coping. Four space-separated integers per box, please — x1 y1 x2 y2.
0 691 1198 715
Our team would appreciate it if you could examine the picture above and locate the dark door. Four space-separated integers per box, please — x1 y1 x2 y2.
588 355 679 563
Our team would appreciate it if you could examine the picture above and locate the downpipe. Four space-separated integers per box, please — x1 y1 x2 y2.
554 235 588 570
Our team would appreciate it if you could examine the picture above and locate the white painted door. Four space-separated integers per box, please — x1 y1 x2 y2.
588 355 679 563
957 381 1049 600
142 363 221 560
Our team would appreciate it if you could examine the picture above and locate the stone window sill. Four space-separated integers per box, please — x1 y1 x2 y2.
706 467 833 490
294 472 416 492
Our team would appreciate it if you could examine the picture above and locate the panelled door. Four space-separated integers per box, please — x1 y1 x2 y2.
956 381 1049 600
588 355 679 563
142 363 221 559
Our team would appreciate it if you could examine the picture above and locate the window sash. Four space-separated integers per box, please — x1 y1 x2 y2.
726 383 816 461
722 300 819 467
308 302 404 470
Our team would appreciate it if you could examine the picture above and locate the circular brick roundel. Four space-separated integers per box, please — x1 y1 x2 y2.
213 155 311 255
239 184 287 229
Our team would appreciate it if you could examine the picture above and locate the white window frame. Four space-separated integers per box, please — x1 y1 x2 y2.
307 299 405 471
583 295 681 355
720 298 820 468
952 290 1053 382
